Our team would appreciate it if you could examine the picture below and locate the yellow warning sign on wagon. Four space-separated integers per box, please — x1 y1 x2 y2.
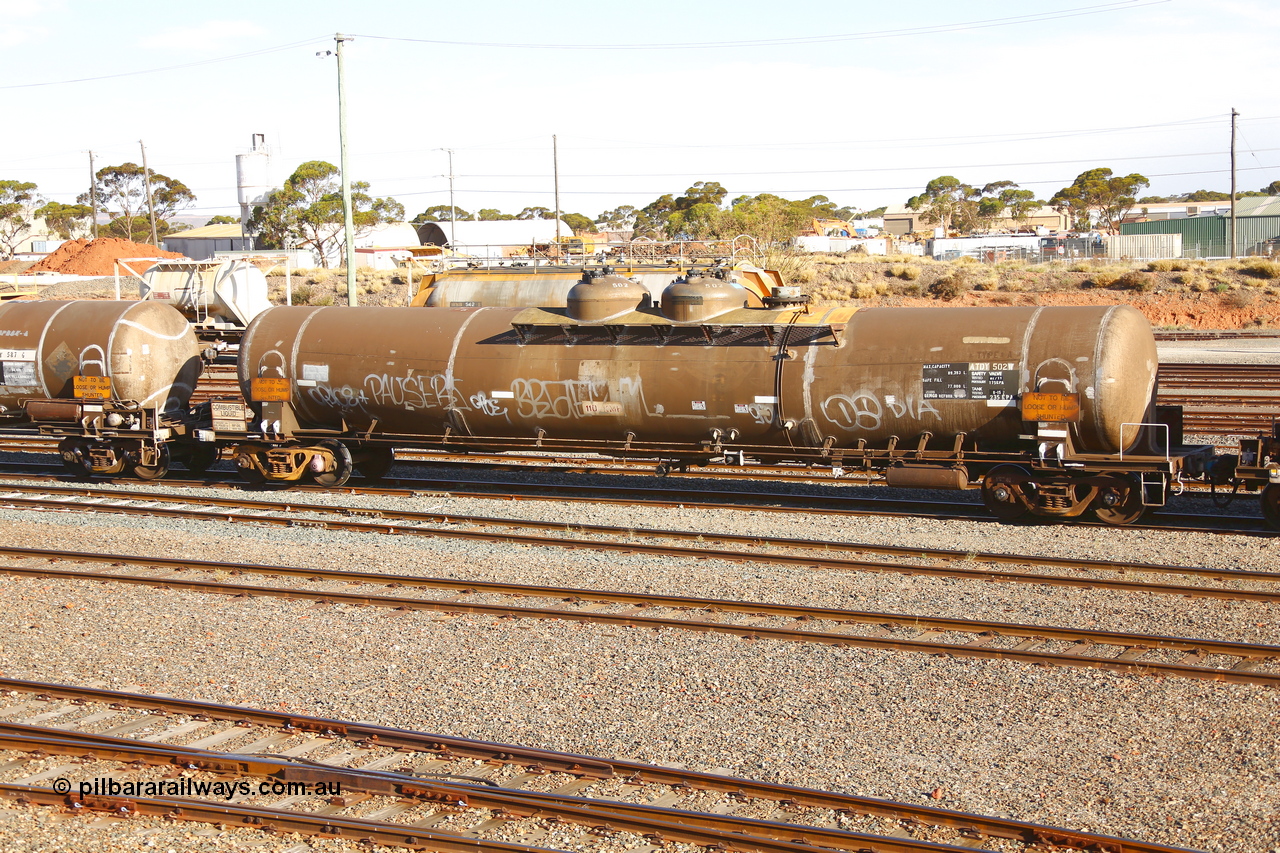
250 377 291 402
1021 391 1081 423
73 375 112 400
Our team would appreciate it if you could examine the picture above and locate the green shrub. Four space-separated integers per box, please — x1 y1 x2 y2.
1116 270 1155 292
929 271 968 300
291 284 314 305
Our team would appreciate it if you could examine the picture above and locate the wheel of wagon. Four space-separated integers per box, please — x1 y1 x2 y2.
312 439 353 488
182 444 219 475
1261 484 1280 530
981 464 1031 521
131 445 170 481
357 447 395 480
235 452 266 484
1090 474 1145 526
58 438 92 476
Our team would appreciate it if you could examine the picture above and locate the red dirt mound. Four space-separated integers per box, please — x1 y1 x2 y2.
28 237 184 276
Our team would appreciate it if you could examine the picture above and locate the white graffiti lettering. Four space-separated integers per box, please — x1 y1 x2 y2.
362 372 462 412
307 384 370 415
469 391 508 418
821 391 943 432
512 377 608 419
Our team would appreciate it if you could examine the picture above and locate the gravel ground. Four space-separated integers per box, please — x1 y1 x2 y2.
0 329 1275 851
0 472 1275 852
0 804 405 852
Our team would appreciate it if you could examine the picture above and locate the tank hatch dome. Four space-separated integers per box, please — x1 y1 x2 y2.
565 267 650 322
660 268 750 322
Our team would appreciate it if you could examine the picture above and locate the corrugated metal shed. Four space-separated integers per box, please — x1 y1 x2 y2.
163 224 253 261
1120 215 1280 257
1235 196 1280 217
167 224 245 240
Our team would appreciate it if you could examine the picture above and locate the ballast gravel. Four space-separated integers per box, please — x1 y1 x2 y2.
0 473 1275 853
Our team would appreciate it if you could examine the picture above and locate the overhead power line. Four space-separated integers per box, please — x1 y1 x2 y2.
371 163 1279 199
353 1 1166 50
0 35 330 89
442 148 1280 181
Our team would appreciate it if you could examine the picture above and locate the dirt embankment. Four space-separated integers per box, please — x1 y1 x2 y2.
27 237 182 276
798 256 1280 330
12 250 1280 331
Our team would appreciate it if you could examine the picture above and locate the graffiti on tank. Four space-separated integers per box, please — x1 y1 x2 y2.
307 384 371 415
746 403 773 424
512 377 609 419
821 390 941 432
469 391 508 418
362 371 463 412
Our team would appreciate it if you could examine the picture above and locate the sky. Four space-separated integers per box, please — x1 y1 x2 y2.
3 0 1278 224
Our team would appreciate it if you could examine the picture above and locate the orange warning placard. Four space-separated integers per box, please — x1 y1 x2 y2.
1021 391 1081 423
73 376 112 400
250 377 291 402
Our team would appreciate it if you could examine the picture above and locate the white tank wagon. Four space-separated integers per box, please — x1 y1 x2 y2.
140 258 273 339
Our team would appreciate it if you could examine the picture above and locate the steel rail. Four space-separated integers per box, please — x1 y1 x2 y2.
0 725 1019 853
0 783 560 853
0 455 1272 534
0 679 1197 853
3 560 1277 685
3 486 1278 596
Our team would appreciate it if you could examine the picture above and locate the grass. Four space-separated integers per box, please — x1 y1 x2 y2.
1240 257 1280 279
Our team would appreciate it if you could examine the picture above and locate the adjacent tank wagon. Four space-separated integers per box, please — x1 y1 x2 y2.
228 271 1223 523
0 300 208 478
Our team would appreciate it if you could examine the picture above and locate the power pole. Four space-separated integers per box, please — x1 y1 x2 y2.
335 33 357 306
87 151 98 239
553 134 562 246
140 140 159 247
1230 108 1239 259
445 148 456 250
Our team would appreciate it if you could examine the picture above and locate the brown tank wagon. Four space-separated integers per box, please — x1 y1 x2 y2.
227 273 1251 524
0 300 200 415
0 300 210 479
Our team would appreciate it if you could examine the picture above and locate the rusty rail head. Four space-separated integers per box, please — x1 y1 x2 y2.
0 712 1198 853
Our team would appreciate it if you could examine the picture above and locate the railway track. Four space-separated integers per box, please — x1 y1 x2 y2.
1153 329 1280 341
1 482 1277 596
0 678 1191 853
0 456 1272 536
1156 363 1280 390
1 542 1276 685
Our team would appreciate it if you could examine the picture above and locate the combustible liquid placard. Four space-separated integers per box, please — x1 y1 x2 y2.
1021 392 1082 422
73 376 112 400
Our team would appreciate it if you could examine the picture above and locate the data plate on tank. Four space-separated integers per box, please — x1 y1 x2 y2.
579 401 623 416
250 377 291 402
1021 391 1082 422
922 362 1018 401
73 376 112 400
0 360 37 386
